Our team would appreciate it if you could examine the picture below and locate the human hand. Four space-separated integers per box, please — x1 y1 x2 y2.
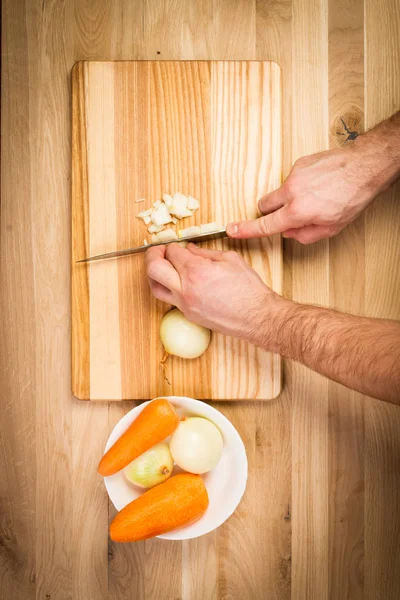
226 146 379 244
146 243 281 341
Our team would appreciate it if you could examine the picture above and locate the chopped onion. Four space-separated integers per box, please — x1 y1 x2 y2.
169 193 193 219
156 229 178 242
151 203 173 227
143 239 149 246
148 224 165 234
187 195 200 210
124 443 174 489
178 225 202 239
143 215 152 225
160 308 211 359
153 199 162 209
151 234 158 244
170 417 223 474
135 198 145 203
136 208 153 219
200 222 219 234
162 193 173 207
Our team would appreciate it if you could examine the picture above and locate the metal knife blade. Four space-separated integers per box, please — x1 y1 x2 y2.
76 228 228 263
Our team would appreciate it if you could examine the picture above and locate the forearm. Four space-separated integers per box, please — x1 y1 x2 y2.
349 110 400 194
253 299 400 404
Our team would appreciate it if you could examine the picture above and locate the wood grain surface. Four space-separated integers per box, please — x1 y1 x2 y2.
1 0 400 599
72 59 282 401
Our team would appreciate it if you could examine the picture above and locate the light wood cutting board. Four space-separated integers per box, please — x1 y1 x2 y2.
72 60 282 401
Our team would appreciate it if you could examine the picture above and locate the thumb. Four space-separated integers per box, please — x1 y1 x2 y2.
227 204 296 239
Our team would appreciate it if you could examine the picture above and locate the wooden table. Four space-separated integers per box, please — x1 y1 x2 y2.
1 1 399 598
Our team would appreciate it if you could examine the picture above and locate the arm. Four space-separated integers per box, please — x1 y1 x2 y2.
256 300 400 403
146 244 400 404
227 111 400 243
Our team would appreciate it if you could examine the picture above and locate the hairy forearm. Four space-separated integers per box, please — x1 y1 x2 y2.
349 110 400 194
254 300 400 403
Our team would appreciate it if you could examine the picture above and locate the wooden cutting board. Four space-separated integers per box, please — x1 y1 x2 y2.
72 60 282 401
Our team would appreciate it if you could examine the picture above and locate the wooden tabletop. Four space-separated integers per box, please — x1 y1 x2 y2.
1 1 399 599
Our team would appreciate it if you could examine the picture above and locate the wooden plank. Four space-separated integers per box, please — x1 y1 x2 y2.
291 0 330 597
364 0 400 598
327 0 365 598
71 59 282 400
0 1 38 597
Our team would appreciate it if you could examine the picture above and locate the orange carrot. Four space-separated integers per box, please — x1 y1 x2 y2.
98 399 180 477
110 473 209 542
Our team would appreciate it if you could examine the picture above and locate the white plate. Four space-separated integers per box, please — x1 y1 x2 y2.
103 396 248 540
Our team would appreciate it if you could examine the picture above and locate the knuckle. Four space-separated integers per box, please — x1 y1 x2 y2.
283 177 299 198
258 218 271 235
226 250 241 262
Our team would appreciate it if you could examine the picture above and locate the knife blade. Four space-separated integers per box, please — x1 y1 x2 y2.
76 228 228 263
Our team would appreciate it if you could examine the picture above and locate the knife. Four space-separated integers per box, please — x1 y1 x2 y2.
76 228 228 263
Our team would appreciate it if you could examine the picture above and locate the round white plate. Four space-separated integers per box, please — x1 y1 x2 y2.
103 396 248 540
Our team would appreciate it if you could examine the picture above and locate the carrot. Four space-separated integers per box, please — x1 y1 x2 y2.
98 398 180 477
110 473 209 542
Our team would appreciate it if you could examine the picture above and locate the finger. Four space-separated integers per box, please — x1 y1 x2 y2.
186 243 225 261
227 204 300 239
258 185 289 215
285 224 335 245
148 278 174 304
146 248 181 292
165 242 193 272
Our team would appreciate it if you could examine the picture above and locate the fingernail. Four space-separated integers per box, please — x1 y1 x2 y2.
227 223 238 236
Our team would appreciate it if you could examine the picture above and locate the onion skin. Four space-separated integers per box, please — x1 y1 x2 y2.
124 443 174 489
160 309 211 359
170 417 223 474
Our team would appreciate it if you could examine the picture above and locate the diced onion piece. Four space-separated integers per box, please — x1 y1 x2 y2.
174 191 188 203
148 224 165 234
153 199 162 209
143 239 149 246
156 229 178 243
151 203 173 227
172 207 193 219
178 225 202 239
143 215 151 225
151 234 158 244
171 217 178 225
169 193 193 219
200 222 219 234
135 198 145 203
162 193 173 207
187 195 200 210
136 208 153 218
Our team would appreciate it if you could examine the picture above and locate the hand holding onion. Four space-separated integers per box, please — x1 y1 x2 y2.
146 243 279 345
